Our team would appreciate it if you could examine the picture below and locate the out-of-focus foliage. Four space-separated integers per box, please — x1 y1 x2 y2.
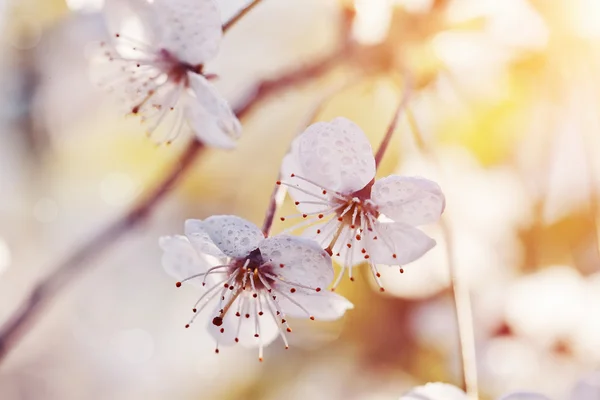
1 0 600 399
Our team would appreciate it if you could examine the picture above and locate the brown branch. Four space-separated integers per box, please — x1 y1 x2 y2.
234 49 345 119
222 0 264 33
0 139 204 361
0 45 344 364
374 72 413 167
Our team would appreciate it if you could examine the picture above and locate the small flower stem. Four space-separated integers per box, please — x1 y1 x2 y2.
405 106 479 399
261 79 358 236
373 73 413 168
222 0 264 33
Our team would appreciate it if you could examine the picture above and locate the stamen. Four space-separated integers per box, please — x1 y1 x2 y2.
263 272 320 293
234 297 247 343
277 181 330 202
163 107 185 145
288 174 347 201
294 200 333 206
215 270 241 320
201 264 231 286
284 204 343 220
265 294 290 349
253 272 265 316
145 85 183 139
368 259 385 292
351 204 360 228
326 222 347 253
257 273 293 332
281 217 321 234
249 269 258 296
186 277 228 327
253 293 261 340
270 287 314 320
334 225 353 257
213 286 243 326
338 201 355 219
131 89 157 115
113 32 155 52
241 259 251 289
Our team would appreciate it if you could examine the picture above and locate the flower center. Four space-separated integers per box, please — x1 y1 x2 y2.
228 248 273 291
156 49 203 86
211 248 275 327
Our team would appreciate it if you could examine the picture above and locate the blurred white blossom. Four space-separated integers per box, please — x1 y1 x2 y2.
399 382 551 400
89 0 241 146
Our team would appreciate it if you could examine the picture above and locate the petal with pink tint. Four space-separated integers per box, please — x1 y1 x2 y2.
367 222 436 265
184 219 226 259
152 0 222 65
275 291 353 320
200 215 264 258
186 73 241 149
159 235 215 287
291 118 376 194
103 0 162 53
259 235 334 292
371 176 445 225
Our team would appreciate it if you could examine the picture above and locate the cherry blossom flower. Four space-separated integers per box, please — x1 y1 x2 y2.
399 383 550 400
159 215 353 360
89 0 241 147
278 117 445 290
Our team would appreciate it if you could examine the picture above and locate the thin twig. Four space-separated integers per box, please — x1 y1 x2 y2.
441 220 478 399
0 46 345 364
374 73 413 167
234 48 345 119
222 0 264 33
261 78 357 236
405 106 479 399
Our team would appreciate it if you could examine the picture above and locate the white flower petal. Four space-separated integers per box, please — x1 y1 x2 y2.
184 219 226 259
292 117 376 193
103 0 162 54
371 176 445 225
368 222 436 265
276 291 353 321
152 0 222 65
280 151 331 214
498 393 551 400
570 372 600 400
200 215 264 258
207 295 279 348
185 74 241 149
159 235 214 286
400 383 467 400
259 235 334 291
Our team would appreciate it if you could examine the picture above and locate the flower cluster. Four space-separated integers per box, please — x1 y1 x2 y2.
160 117 445 358
91 0 446 362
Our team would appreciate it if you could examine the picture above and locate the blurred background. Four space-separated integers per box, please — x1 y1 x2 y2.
1 0 600 399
